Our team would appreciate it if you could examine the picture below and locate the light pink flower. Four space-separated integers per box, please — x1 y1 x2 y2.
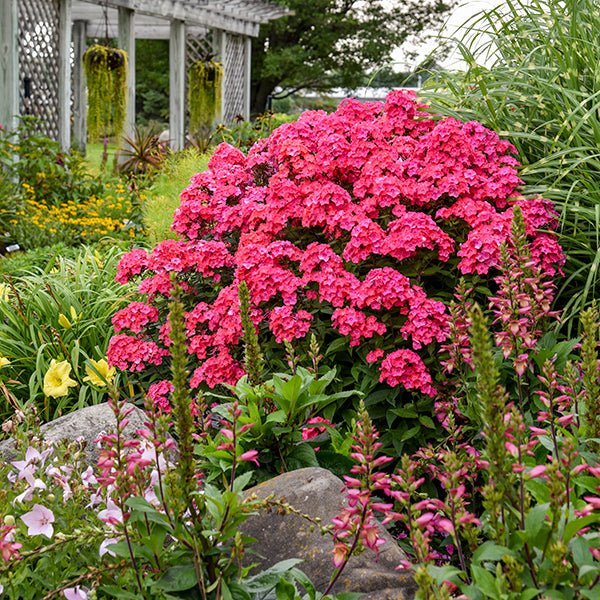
63 585 90 600
21 504 55 538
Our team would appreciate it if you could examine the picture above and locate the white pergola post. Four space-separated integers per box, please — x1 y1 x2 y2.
244 36 251 121
0 0 19 136
169 19 186 150
72 20 87 154
214 29 226 122
58 0 72 151
118 6 136 144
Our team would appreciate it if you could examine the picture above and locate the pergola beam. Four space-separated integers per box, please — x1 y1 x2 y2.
72 0 264 37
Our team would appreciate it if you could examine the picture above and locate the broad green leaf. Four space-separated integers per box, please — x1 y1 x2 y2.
471 565 500 600
156 564 199 592
472 541 514 565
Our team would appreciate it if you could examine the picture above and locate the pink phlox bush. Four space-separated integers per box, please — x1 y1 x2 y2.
109 90 564 397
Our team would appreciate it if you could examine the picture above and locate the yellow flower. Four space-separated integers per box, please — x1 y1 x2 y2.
0 284 10 302
83 359 116 388
58 313 71 329
43 360 77 398
0 355 10 368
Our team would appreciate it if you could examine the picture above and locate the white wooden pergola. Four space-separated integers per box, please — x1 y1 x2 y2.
0 0 289 152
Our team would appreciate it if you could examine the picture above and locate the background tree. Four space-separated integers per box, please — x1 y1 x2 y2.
135 39 170 126
250 0 455 115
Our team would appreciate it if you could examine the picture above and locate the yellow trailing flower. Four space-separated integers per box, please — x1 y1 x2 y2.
43 359 77 398
83 358 116 387
0 355 10 368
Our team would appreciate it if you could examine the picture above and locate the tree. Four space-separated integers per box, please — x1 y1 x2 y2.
250 0 455 115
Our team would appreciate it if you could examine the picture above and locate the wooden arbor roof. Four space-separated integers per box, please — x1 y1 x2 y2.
0 0 290 151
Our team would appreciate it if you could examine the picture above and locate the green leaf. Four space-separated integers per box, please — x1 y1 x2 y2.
418 415 435 429
471 565 500 600
390 406 418 419
156 563 199 592
276 577 298 600
564 515 600 542
472 541 514 565
523 503 550 542
100 585 145 599
286 443 318 470
233 470 254 493
242 559 305 593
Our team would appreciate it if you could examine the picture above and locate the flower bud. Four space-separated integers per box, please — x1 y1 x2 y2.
4 515 15 526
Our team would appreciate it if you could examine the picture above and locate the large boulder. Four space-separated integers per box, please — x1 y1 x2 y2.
242 467 417 600
0 402 149 467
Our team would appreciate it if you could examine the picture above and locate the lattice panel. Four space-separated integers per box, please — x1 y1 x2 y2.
18 0 61 140
186 31 213 65
223 34 246 123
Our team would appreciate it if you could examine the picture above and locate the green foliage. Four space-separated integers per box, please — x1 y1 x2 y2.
188 60 223 135
83 44 128 143
135 39 170 125
0 246 135 421
420 0 600 330
250 0 454 113
119 124 166 178
142 148 209 245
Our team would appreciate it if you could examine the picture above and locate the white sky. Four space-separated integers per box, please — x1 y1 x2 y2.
391 0 505 72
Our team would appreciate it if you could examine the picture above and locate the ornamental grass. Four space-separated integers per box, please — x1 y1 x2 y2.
421 0 600 331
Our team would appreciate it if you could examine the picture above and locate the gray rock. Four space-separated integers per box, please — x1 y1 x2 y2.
0 402 149 467
241 467 417 600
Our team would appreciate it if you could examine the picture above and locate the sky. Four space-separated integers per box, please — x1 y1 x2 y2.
392 0 504 72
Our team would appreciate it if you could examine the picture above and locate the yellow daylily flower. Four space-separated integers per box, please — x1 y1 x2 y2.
0 284 10 303
58 314 72 329
0 355 10 368
43 359 77 398
83 359 116 388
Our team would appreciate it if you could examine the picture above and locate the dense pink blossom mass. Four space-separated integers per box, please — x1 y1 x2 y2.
108 90 564 395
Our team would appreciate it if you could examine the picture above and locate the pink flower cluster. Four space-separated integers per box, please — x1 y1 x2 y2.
108 90 564 396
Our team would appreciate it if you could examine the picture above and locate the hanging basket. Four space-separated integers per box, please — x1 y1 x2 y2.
85 45 126 71
83 44 128 142
188 59 223 135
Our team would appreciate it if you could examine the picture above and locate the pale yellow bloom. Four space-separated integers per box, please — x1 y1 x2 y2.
83 359 116 388
43 360 77 398
0 355 10 368
0 284 10 303
58 314 72 329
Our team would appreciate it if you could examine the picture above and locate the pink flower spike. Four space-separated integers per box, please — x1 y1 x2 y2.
21 504 55 539
239 450 259 466
332 542 349 568
527 465 546 479
63 586 90 600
